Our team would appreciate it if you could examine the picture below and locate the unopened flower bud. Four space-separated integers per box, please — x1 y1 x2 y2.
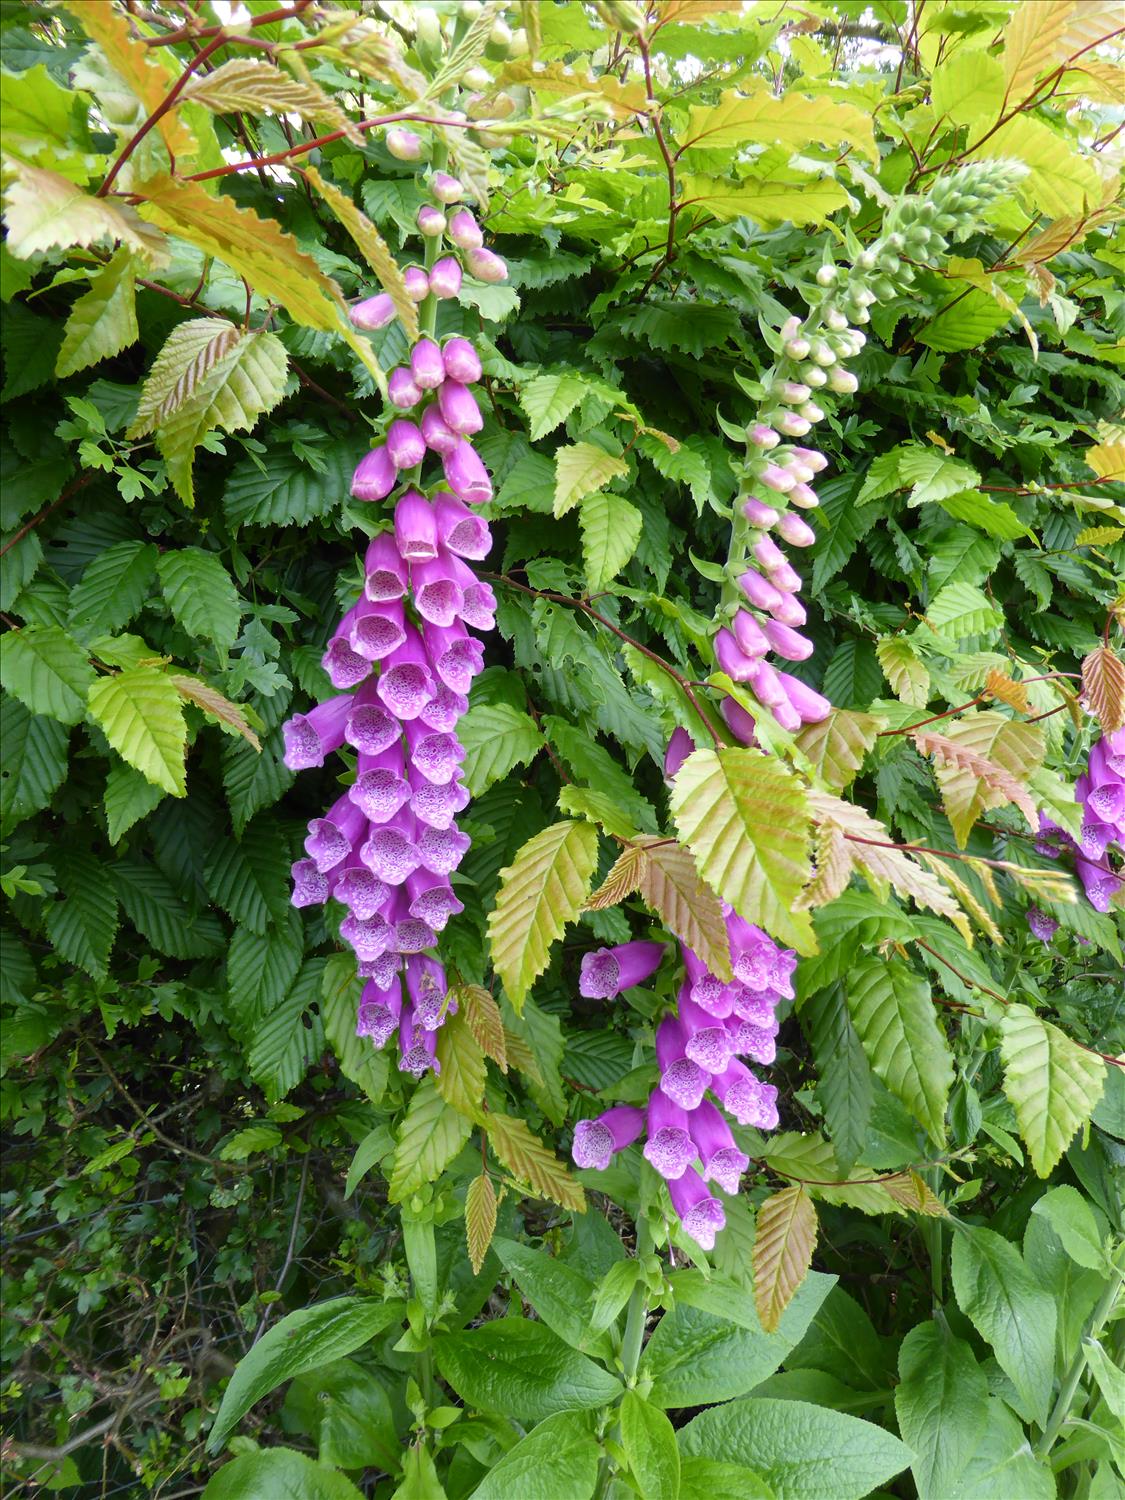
430 171 464 204
777 670 832 724
448 209 484 250
789 482 820 509
386 127 424 161
737 568 784 612
777 512 817 548
733 610 770 658
800 364 828 388
747 422 779 449
777 411 811 437
770 591 807 627
792 447 828 473
763 619 814 660
815 265 838 287
761 463 796 494
781 315 802 340
410 337 445 391
403 266 430 302
753 534 786 572
825 309 849 332
463 64 491 89
798 401 824 423
428 256 463 300
742 497 780 526
810 340 836 367
828 368 859 394
771 560 802 593
785 337 811 360
351 293 396 330
417 204 447 237
442 336 482 384
352 446 397 502
777 380 810 404
388 366 423 409
386 419 426 470
770 697 803 732
467 247 508 283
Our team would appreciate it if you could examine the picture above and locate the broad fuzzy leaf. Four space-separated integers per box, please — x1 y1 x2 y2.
484 1109 585 1214
488 820 598 1010
753 1186 818 1333
895 1321 989 1500
1 626 93 725
913 712 1044 846
1000 1004 1106 1176
845 959 953 1145
669 748 814 955
55 247 137 378
87 666 188 796
157 548 241 655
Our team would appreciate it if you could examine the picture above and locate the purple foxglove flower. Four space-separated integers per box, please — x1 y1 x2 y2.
399 1012 439 1076
762 619 814 661
429 256 463 299
283 694 354 770
393 906 439 957
407 871 464 932
323 631 373 691
386 126 424 161
715 627 760 683
579 940 665 1000
430 171 464 204
394 490 438 561
352 445 397 502
770 561 803 594
419 682 469 734
386 419 426 470
656 1014 710 1110
789 482 819 509
422 620 485 694
728 914 795 996
434 490 491 559
350 745 411 823
410 337 446 391
417 204 447 237
442 337 483 384
728 1017 776 1065
1104 727 1125 777
769 592 808 628
1027 906 1058 943
777 512 817 548
712 1058 779 1129
571 1105 645 1170
1076 854 1123 912
405 719 465 785
668 1166 726 1250
403 266 430 302
411 556 464 628
760 463 796 494
467 246 508 283
416 822 471 876
405 954 448 1029
777 670 831 725
752 535 786 573
378 627 436 721
1080 821 1113 860
720 696 758 747
689 1099 749 1195
746 658 788 709
361 810 421 886
421 404 460 455
448 208 484 250
792 446 828 473
443 438 493 505
748 423 780 450
737 568 784 613
364 534 408 603
346 685 403 757
388 366 423 409
680 996 737 1072
743 496 780 526
733 611 770 660
305 794 366 874
643 1093 698 1179
357 977 402 1049
351 597 407 662
777 410 812 437
334 863 391 922
769 698 803 733
360 951 402 988
351 293 396 330
291 857 329 908
1035 814 1076 859
730 985 779 1027
458 574 496 631
683 948 735 1017
665 727 695 781
438 380 483 436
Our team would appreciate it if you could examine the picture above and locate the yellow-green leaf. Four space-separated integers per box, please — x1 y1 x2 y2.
388 1077 472 1201
976 114 1101 220
435 1007 488 1118
579 491 642 588
1002 0 1076 102
56 247 138 378
554 442 629 517
1001 1005 1106 1176
876 637 930 708
669 748 815 956
846 959 954 1145
913 712 1045 846
795 709 884 792
931 51 1005 126
753 1186 818 1333
305 164 418 342
683 86 877 161
181 58 362 143
2 161 168 265
129 318 242 438
484 1109 585 1214
87 666 188 797
488 820 599 1010
465 1172 497 1274
455 984 508 1073
680 173 849 227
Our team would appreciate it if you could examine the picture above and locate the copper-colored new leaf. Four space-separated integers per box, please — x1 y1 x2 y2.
484 1110 585 1214
456 985 507 1073
753 1186 818 1333
585 843 647 910
1081 645 1125 734
465 1172 497 1274
634 837 732 981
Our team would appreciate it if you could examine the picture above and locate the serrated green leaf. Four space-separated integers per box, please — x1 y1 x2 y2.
228 911 303 1030
223 732 294 835
1000 1004 1106 1177
488 820 599 1010
579 491 642 589
87 666 187 796
1 625 93 724
520 370 590 441
156 547 241 656
68 540 159 639
669 748 814 956
458 701 543 796
927 581 1004 638
321 950 388 1105
111 857 225 958
845 960 952 1145
247 958 323 1103
129 318 242 437
388 1076 472 1201
554 442 629 517
224 443 360 528
55 247 137 378
205 820 291 934
0 695 68 830
104 761 165 843
45 849 118 980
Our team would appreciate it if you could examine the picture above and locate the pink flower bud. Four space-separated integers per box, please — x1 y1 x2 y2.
752 535 786 572
777 380 810 404
386 127 424 161
352 446 397 501
777 512 817 548
721 696 757 746
394 490 437 561
781 315 802 340
777 411 811 437
351 293 396 330
733 610 769 658
789 463 815 484
760 464 796 494
798 401 825 423
442 337 482 384
785 337 810 359
715 627 758 682
792 448 827 473
771 561 802 593
777 670 832 723
789 483 819 509
467 246 508 283
762 619 813 660
438 380 483 436
403 266 430 302
769 592 807 628
665 728 695 781
428 256 463 299
448 209 484 250
410 337 445 391
742 497 780 527
430 171 464 204
747 423 779 450
417 205 446 237
386 418 426 470
388 367 423 409
421 404 458 455
443 437 492 504
828 368 859 394
737 568 784 612
801 364 828 388
769 698 803 732
747 658 787 708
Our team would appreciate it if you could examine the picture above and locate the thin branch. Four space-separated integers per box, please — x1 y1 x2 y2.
0 474 95 559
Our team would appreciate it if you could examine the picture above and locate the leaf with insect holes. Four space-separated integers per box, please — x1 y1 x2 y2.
455 985 508 1073
465 1173 497 1275
753 1186 818 1333
1081 645 1125 733
913 713 1044 846
484 1110 584 1214
488 820 598 1011
1001 1005 1106 1177
304 166 419 342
